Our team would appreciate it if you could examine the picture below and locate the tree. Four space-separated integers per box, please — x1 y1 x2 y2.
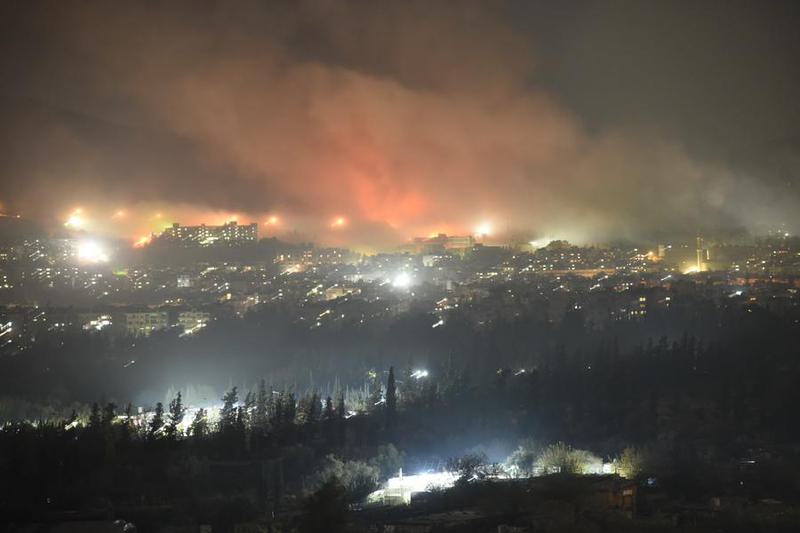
89 402 101 431
335 393 346 447
254 379 268 430
615 446 646 479
298 392 320 425
243 390 256 428
385 366 397 430
367 371 383 412
189 408 209 439
120 403 133 441
284 392 297 426
102 402 116 428
148 402 164 439
447 452 491 485
307 455 379 502
336 393 345 419
220 387 238 431
306 392 320 424
164 392 185 440
536 442 599 475
371 444 404 479
323 396 334 421
506 438 542 478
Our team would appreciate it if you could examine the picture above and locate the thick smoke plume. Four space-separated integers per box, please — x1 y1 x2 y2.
0 0 796 246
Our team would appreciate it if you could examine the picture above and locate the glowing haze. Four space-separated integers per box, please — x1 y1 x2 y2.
1 1 798 248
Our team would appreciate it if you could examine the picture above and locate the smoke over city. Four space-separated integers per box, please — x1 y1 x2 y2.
1 0 798 246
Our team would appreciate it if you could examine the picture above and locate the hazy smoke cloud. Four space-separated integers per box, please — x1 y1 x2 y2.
0 0 797 246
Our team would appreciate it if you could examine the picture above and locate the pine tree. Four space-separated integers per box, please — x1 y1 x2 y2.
89 402 102 430
220 386 239 431
367 371 383 412
284 393 297 426
102 403 118 467
254 379 268 430
306 392 320 424
148 402 164 439
271 392 284 428
335 392 346 447
386 366 397 430
102 402 117 430
189 408 208 438
336 393 346 419
324 396 334 421
243 391 256 428
165 392 186 440
121 403 133 441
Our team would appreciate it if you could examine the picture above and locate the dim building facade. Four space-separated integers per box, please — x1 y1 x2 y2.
125 311 169 337
177 310 211 333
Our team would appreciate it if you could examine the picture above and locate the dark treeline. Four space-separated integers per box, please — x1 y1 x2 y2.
2 288 800 529
2 297 800 529
0 374 403 529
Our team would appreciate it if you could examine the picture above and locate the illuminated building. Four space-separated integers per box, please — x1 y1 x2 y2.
177 311 210 333
83 315 112 332
160 221 258 246
404 233 475 255
324 286 359 301
125 311 169 337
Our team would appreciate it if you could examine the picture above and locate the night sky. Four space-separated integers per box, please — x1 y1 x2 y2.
1 0 799 247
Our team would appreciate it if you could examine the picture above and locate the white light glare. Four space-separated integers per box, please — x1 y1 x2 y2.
410 369 429 379
392 272 412 288
65 215 85 229
77 241 109 263
475 222 492 236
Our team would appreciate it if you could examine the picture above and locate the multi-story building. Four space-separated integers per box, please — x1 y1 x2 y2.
177 310 210 333
404 234 476 255
125 311 169 336
160 221 258 246
324 286 359 301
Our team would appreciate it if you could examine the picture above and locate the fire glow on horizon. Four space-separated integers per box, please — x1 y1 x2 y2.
57 203 513 251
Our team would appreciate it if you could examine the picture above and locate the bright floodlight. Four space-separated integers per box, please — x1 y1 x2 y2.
393 272 411 288
475 222 491 236
64 214 85 229
410 369 429 379
77 241 109 263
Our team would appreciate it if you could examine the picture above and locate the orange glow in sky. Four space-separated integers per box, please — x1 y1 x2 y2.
64 208 87 229
133 235 152 248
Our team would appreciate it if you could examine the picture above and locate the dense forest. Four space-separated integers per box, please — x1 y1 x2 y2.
2 297 800 530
